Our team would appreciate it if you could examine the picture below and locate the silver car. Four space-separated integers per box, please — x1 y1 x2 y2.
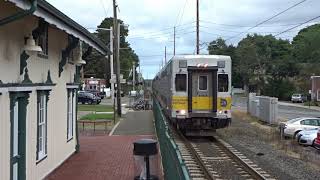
279 117 320 138
291 94 307 103
296 129 318 146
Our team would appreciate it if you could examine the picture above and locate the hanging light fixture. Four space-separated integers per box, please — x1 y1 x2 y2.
24 34 42 52
73 41 86 66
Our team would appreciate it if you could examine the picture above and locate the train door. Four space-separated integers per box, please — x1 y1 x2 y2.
188 67 217 113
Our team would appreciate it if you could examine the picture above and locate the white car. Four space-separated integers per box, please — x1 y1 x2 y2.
296 129 318 146
279 117 320 138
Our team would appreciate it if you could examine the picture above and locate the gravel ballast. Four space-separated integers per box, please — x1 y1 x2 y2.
216 110 320 180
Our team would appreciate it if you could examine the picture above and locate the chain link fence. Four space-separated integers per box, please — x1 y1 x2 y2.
153 98 190 180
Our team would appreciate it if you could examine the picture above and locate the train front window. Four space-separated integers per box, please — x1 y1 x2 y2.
199 75 208 91
218 74 228 92
175 74 186 91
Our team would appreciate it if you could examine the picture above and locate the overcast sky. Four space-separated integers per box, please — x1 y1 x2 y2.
47 0 320 79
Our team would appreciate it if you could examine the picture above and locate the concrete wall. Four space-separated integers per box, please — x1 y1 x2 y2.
0 2 77 180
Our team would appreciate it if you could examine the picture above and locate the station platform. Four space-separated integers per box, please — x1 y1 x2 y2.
47 110 162 180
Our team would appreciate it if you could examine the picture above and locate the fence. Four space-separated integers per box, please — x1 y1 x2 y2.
153 98 190 180
248 93 278 124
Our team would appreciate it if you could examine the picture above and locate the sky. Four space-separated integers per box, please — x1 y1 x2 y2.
47 0 320 79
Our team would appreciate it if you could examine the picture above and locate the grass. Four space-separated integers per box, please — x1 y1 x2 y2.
78 104 113 112
80 113 114 120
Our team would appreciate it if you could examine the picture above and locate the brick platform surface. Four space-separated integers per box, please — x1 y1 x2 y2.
46 135 162 180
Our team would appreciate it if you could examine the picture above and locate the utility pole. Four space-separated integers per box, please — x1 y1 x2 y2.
113 0 121 116
173 26 176 56
109 27 116 123
165 46 167 64
196 0 200 54
132 62 135 91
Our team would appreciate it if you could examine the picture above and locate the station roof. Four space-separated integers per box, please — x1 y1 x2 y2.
8 0 110 55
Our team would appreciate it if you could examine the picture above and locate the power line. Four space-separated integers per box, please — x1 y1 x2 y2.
200 20 308 28
128 21 195 38
225 0 308 41
128 30 196 40
176 0 188 26
275 15 320 36
99 0 108 16
199 25 299 34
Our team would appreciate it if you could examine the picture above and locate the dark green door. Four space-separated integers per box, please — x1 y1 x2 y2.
10 93 29 180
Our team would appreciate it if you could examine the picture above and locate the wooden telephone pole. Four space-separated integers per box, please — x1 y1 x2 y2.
113 0 121 116
196 0 200 54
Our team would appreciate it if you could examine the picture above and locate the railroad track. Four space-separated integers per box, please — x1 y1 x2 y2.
173 130 276 180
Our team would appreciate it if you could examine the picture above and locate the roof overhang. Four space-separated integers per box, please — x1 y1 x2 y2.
8 0 110 55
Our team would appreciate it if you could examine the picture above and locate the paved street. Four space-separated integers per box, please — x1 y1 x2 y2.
232 95 320 120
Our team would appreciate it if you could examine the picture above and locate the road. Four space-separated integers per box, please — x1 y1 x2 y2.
232 95 320 120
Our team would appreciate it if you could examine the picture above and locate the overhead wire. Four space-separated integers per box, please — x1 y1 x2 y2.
176 0 188 27
225 0 308 41
275 15 320 36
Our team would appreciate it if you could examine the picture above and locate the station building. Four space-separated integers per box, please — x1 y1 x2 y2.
0 1 109 179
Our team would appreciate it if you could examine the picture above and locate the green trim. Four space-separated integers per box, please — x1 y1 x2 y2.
20 51 30 75
10 91 31 180
21 68 32 84
59 36 79 77
0 83 56 88
75 66 80 152
45 70 53 84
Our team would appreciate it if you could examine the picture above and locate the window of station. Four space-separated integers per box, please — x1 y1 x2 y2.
175 74 186 91
199 75 208 91
218 74 228 92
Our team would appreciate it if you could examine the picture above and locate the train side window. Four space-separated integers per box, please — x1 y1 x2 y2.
218 74 229 92
199 75 208 91
175 74 186 91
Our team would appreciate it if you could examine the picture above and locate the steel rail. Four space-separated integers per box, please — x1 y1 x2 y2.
210 136 267 180
176 130 215 180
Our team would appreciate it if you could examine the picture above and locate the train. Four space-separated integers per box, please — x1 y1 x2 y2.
152 55 232 136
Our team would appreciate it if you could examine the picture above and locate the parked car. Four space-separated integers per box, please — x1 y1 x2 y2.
296 128 318 146
291 93 307 103
88 90 105 99
279 117 320 138
78 91 101 104
314 129 320 150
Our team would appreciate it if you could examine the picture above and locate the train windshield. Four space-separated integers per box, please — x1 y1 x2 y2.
199 75 208 90
218 74 228 92
175 74 186 91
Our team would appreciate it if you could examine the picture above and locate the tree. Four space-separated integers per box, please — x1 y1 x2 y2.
83 17 139 88
207 38 241 87
291 24 320 92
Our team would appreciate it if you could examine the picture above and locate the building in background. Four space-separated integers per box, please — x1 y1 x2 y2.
0 1 109 180
83 77 106 92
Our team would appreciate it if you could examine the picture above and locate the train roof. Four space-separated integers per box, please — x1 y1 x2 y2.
171 54 231 61
154 54 232 79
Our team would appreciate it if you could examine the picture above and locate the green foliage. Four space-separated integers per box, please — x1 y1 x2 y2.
80 113 114 120
83 18 139 86
78 104 113 112
207 24 320 100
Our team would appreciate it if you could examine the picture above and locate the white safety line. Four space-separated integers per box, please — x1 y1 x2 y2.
109 120 121 136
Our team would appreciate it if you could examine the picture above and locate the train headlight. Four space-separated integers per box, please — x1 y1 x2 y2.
180 109 186 115
218 110 223 114
220 98 228 107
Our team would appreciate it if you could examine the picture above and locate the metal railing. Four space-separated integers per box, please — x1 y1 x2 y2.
153 98 190 180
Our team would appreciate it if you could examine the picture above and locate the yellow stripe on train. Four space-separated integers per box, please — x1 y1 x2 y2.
172 96 232 110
